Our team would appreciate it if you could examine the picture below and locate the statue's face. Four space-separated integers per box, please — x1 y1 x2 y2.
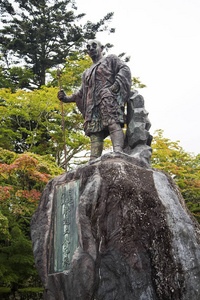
86 40 103 61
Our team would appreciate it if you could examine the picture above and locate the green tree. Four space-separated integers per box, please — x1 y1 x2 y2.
151 130 200 222
0 147 63 290
0 0 115 87
0 87 91 169
48 51 93 92
0 62 35 92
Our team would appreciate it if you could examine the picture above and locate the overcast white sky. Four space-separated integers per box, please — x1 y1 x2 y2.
75 0 200 155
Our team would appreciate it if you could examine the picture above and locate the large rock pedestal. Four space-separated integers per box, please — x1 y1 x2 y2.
31 153 200 300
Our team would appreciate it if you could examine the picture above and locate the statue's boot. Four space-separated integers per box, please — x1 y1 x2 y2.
109 122 124 152
90 133 104 161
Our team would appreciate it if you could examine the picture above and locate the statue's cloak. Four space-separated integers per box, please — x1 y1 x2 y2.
70 54 132 133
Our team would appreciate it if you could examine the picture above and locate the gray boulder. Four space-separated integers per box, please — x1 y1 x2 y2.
31 152 200 300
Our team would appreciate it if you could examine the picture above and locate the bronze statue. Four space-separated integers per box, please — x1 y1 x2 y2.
57 40 132 160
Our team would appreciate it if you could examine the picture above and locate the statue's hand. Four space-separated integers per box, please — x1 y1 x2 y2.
110 81 120 93
57 89 67 101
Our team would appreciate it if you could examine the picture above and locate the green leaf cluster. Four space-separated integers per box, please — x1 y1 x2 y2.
0 226 35 289
0 86 91 169
131 77 147 89
48 51 93 93
0 63 35 92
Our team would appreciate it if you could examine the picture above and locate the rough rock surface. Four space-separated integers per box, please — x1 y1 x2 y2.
124 90 153 166
31 152 200 300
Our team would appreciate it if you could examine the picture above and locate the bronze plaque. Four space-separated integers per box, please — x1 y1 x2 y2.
53 180 80 273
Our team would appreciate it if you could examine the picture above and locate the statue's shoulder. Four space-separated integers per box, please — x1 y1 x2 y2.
103 54 122 68
106 54 119 61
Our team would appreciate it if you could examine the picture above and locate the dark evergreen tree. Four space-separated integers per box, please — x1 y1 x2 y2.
0 64 35 91
0 0 115 87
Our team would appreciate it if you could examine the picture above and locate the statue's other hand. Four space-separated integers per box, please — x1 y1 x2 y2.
57 89 67 101
110 81 120 93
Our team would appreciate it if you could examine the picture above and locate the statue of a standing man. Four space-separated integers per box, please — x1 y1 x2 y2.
57 40 132 160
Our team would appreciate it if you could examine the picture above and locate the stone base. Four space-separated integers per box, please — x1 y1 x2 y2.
31 152 200 300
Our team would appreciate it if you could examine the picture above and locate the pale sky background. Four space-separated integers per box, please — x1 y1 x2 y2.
75 0 200 155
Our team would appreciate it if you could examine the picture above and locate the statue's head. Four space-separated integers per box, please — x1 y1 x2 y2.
86 40 103 62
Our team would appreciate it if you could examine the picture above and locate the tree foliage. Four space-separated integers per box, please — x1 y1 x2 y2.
151 130 200 222
132 77 147 89
0 86 91 169
0 61 35 92
48 51 93 93
0 0 115 87
0 148 63 289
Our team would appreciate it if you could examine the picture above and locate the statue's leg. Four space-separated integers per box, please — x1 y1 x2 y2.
108 122 124 152
90 132 104 161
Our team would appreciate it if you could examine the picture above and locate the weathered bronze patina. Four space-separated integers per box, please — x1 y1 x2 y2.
51 180 80 273
57 40 132 160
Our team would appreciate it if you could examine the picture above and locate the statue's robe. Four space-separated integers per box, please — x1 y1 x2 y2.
69 54 132 137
